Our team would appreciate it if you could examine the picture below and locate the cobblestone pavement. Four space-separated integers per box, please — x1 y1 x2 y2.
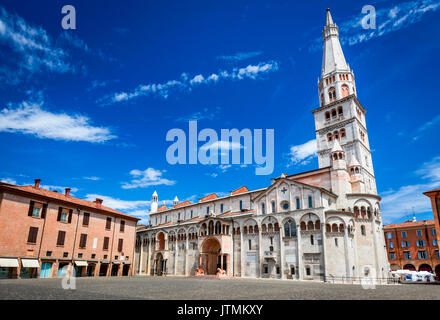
1 276 439 300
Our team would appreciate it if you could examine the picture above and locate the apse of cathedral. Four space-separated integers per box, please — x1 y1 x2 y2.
134 9 390 282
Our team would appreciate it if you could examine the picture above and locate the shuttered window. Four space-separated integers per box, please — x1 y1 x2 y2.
120 220 125 232
79 234 87 248
27 227 38 243
118 239 123 252
103 237 109 250
83 212 90 226
105 217 112 229
57 231 66 246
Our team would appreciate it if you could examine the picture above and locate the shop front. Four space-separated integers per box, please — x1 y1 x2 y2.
20 258 40 278
0 258 19 279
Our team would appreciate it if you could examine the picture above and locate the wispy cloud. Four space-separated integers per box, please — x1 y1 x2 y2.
121 168 176 189
85 194 151 217
41 184 79 194
0 100 116 143
0 7 73 83
381 156 440 223
0 177 16 184
216 51 263 61
99 61 279 105
83 176 101 181
175 107 221 122
305 0 440 52
288 139 317 165
413 114 440 141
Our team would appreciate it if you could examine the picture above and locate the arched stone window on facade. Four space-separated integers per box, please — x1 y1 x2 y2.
354 206 360 218
341 84 349 98
333 131 339 140
268 224 273 232
331 108 337 118
339 224 344 233
338 106 343 116
274 223 280 232
208 221 214 235
328 87 336 102
284 220 297 237
327 133 333 142
361 225 366 235
300 221 307 231
326 224 331 232
307 221 314 230
361 206 366 219
262 224 267 232
331 224 338 232
308 196 313 208
315 220 321 230
340 128 346 138
325 111 330 120
249 226 254 234
271 201 276 213
243 226 248 234
296 197 301 209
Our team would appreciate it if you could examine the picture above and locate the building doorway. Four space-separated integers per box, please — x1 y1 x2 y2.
40 262 52 278
86 264 96 277
200 238 221 275
403 264 416 271
111 264 119 276
122 264 130 276
57 262 70 278
156 253 164 275
99 263 108 276
418 264 432 272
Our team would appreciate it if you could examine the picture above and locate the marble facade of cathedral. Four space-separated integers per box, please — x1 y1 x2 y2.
134 9 390 281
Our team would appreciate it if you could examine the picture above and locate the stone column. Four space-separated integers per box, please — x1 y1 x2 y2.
240 226 245 277
344 227 350 278
259 226 264 278
279 224 286 279
139 236 144 275
296 225 303 280
147 238 152 275
174 239 178 275
185 234 189 276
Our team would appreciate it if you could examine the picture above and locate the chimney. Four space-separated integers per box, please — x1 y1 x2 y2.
34 179 41 189
65 188 71 197
95 198 103 208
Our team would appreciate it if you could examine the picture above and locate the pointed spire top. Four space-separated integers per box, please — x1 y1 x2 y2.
331 139 343 153
152 190 158 197
174 196 179 201
326 8 334 25
348 154 360 167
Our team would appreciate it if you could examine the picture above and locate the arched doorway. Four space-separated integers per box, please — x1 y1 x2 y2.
156 253 165 275
200 238 221 275
418 264 432 272
435 265 440 277
403 264 416 271
157 232 165 251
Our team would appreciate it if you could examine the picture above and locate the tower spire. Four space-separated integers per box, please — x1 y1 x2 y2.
326 8 334 25
321 8 348 77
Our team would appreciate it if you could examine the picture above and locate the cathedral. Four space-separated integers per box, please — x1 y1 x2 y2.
134 9 390 282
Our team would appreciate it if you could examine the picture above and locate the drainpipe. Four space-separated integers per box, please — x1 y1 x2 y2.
109 217 117 276
71 208 81 276
37 201 50 259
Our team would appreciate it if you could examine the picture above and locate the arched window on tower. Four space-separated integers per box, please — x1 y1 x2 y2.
321 94 325 106
341 84 349 98
328 87 336 102
327 133 333 142
325 111 330 121
340 128 346 138
338 106 343 116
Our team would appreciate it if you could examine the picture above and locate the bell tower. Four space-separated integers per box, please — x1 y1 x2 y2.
313 9 377 194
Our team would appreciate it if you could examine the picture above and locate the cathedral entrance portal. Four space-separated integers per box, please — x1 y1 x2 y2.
155 253 165 275
200 238 222 275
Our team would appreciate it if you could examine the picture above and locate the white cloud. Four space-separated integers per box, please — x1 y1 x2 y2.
121 168 176 189
85 194 149 212
83 176 101 181
288 139 317 165
0 7 72 82
305 0 440 52
381 156 440 223
217 51 263 61
100 61 279 105
175 107 221 122
41 185 79 194
1 177 16 184
0 100 116 143
341 0 440 46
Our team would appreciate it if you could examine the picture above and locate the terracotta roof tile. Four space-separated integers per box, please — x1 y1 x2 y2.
199 193 218 202
174 200 191 208
383 220 434 229
218 209 253 217
157 205 168 212
0 182 139 221
231 186 248 195
424 187 440 195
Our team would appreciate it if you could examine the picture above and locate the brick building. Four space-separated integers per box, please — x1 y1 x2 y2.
383 219 440 275
0 179 139 279
424 187 440 244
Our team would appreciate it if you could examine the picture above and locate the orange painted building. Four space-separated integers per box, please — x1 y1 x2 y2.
424 187 440 246
0 179 139 279
383 219 440 275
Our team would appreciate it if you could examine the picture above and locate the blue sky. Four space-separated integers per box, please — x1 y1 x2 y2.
0 0 439 225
